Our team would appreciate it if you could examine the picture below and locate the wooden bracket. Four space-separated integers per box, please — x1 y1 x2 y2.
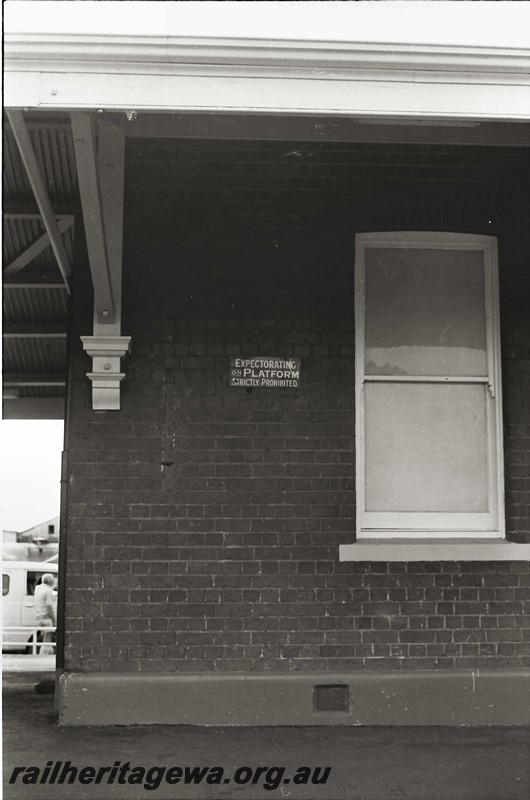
74 113 131 410
71 113 115 324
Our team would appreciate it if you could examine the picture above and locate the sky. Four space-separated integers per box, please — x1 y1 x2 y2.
2 0 529 533
0 421 64 533
4 1 530 47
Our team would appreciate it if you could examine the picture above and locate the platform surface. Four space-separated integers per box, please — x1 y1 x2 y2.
3 670 530 800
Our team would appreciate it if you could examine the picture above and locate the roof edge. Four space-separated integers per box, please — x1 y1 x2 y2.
5 33 530 74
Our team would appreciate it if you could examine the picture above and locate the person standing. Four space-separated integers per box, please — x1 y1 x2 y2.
34 573 56 655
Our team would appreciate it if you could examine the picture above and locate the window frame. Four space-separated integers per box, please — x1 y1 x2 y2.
355 231 505 540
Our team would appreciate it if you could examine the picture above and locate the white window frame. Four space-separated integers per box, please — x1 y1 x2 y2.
355 231 505 540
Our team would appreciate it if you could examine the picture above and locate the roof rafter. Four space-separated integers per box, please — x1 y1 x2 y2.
3 373 66 387
3 323 68 337
3 202 78 217
3 280 68 289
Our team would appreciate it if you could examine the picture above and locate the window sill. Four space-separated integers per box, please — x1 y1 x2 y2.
339 539 530 562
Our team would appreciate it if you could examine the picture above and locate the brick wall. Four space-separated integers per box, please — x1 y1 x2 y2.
63 140 530 673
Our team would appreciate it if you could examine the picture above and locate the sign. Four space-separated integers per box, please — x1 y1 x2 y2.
229 357 301 388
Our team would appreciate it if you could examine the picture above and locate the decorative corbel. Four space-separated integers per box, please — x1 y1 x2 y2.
80 335 132 411
73 113 131 410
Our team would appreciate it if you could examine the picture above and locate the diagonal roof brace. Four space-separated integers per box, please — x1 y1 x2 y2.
6 110 72 293
71 112 115 324
4 217 74 279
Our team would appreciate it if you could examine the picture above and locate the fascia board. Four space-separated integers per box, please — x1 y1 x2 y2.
4 34 530 121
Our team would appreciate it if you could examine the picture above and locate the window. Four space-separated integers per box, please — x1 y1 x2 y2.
355 232 504 539
26 572 46 596
2 575 10 596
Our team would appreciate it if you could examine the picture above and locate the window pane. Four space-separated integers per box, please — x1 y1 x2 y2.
365 383 489 513
365 248 487 376
2 574 9 596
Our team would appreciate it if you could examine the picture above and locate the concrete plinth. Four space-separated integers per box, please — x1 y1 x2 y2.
58 668 530 727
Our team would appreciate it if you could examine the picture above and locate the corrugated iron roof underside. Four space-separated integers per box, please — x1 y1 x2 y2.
3 117 75 417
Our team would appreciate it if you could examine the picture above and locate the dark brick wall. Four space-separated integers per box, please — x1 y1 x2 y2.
63 140 530 673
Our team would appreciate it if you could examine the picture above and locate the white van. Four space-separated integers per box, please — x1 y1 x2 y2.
2 561 58 652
